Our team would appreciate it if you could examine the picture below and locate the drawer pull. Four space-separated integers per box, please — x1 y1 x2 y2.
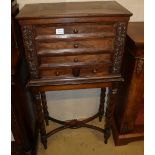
74 43 79 48
92 68 97 73
73 28 78 34
55 71 60 76
72 68 80 77
74 58 79 62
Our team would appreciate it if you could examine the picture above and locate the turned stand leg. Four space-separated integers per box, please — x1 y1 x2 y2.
99 88 106 122
104 86 118 144
41 92 49 126
34 93 47 149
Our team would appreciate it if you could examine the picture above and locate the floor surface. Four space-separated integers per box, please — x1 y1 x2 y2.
37 118 144 155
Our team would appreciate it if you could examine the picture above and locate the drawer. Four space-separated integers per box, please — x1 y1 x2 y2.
39 53 112 67
35 23 115 39
36 38 114 54
39 63 111 79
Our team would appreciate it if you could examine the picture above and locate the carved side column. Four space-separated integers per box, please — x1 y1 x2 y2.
104 85 118 144
136 58 144 75
112 22 127 74
99 88 106 122
33 92 47 149
41 92 49 126
21 25 39 79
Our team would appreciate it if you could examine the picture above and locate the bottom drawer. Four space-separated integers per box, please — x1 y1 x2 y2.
39 63 111 79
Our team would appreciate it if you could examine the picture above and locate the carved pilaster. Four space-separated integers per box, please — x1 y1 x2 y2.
136 58 144 75
112 22 127 73
22 25 39 79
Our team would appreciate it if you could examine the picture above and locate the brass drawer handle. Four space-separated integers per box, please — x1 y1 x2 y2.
72 68 80 77
92 68 97 73
73 28 78 34
74 43 79 48
74 58 79 62
55 71 60 76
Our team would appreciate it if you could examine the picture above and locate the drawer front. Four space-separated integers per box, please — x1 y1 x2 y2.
35 23 115 39
39 63 111 79
37 38 114 54
39 53 112 67
21 20 128 80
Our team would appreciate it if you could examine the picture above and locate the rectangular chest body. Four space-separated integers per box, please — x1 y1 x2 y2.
16 1 132 84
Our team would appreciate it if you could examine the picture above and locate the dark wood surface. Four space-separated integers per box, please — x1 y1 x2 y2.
127 22 144 47
126 22 144 58
11 0 38 154
112 22 144 146
16 1 132 19
35 23 115 38
17 1 132 149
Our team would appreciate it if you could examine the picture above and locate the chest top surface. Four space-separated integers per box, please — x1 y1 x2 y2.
127 22 144 58
16 1 132 19
127 22 144 46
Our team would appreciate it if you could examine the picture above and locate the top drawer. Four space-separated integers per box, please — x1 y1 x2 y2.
35 23 116 40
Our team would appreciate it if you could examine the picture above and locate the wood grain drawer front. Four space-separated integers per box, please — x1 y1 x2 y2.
35 23 115 40
37 38 114 55
39 63 111 79
39 54 112 67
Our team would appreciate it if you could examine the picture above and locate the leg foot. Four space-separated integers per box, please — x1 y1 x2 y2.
41 135 47 149
104 128 111 144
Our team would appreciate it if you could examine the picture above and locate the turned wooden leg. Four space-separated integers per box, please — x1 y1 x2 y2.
99 88 106 122
41 92 49 126
104 86 118 144
34 93 47 149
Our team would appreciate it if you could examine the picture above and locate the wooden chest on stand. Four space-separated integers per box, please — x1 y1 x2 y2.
16 1 132 149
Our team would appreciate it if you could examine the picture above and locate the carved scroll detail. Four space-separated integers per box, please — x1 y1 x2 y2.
22 25 39 79
136 59 144 74
112 22 127 73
